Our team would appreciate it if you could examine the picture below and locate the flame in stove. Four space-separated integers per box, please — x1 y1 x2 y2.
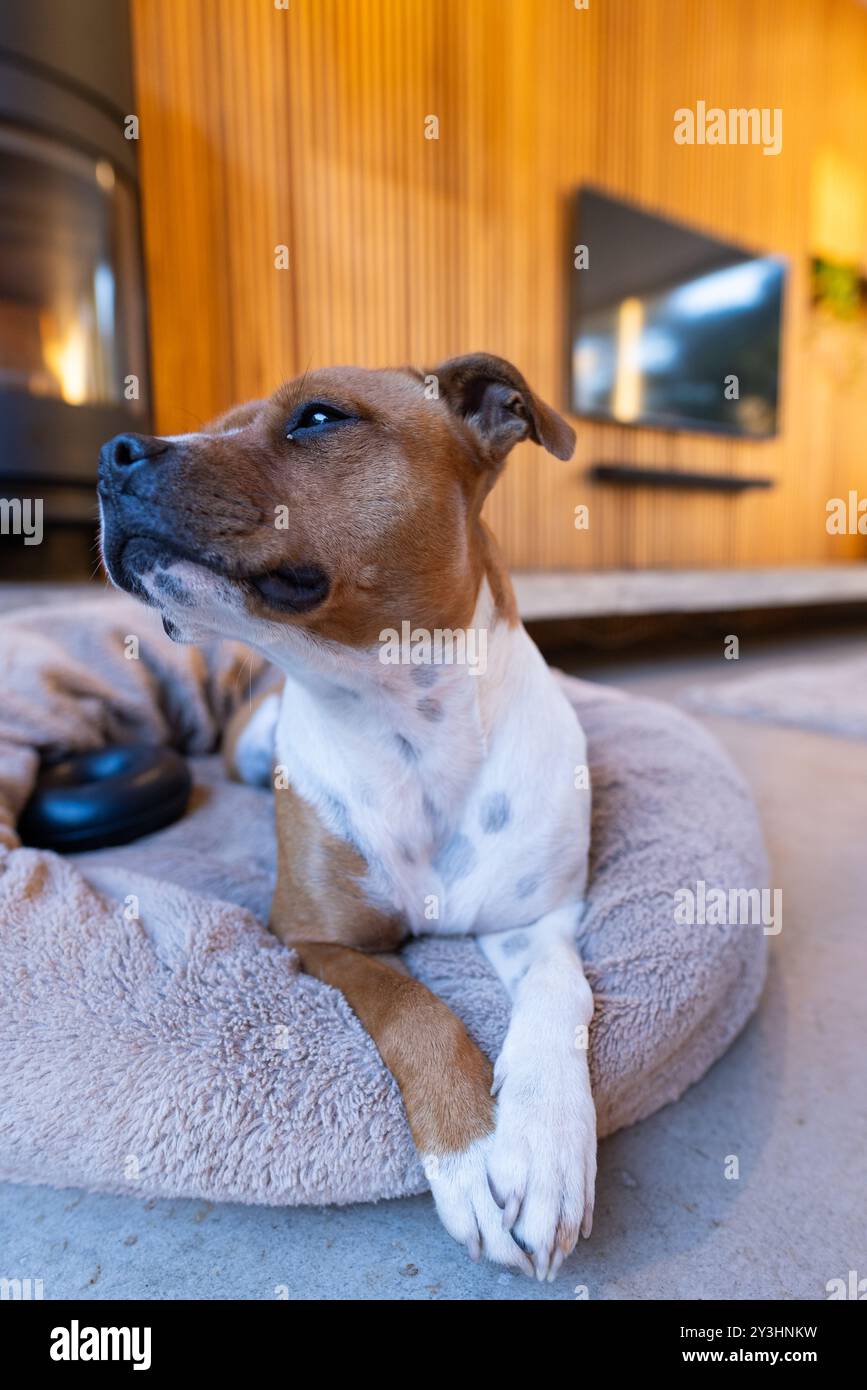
40 314 90 405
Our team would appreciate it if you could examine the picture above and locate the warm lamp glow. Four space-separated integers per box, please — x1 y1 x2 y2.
811 147 866 265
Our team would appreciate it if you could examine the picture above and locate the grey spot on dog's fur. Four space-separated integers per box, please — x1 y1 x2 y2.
433 832 476 885
411 663 438 688
421 794 447 853
153 572 190 604
417 697 444 722
399 843 417 865
516 873 540 899
501 930 530 956
480 791 511 834
396 735 418 763
323 794 351 838
323 793 365 858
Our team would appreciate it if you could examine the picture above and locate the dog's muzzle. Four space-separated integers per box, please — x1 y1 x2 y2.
97 433 331 615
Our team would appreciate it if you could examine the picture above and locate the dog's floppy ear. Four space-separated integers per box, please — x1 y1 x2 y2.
431 352 576 465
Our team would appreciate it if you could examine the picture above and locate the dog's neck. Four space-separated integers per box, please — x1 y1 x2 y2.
265 573 540 839
269 575 511 740
263 520 519 731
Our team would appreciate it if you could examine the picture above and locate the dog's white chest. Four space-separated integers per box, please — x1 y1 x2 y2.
373 746 590 937
273 624 591 937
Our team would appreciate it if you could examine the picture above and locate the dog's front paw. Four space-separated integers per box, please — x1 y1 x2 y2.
424 1138 534 1276
486 1048 596 1282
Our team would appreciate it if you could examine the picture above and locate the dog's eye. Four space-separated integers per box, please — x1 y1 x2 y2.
287 403 351 438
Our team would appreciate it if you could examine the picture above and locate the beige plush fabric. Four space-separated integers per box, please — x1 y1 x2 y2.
0 595 768 1205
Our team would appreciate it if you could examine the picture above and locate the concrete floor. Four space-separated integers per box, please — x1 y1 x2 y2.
2 627 865 1300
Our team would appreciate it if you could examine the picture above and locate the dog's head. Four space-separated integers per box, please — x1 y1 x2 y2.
98 353 574 649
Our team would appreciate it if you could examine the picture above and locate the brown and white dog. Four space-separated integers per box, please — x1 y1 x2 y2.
98 353 595 1281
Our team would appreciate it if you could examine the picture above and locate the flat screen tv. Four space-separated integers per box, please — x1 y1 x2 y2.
570 188 786 438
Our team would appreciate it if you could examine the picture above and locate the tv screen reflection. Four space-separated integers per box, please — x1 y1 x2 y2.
570 189 786 438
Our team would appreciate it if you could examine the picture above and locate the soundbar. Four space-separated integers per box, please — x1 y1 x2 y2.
588 464 774 492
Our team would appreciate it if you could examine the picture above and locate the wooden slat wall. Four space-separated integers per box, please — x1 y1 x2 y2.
131 0 867 570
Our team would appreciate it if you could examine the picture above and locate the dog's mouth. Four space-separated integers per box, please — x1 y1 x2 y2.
248 565 331 611
102 531 330 617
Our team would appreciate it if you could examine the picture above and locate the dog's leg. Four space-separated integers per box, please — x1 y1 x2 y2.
268 784 531 1273
285 937 534 1275
478 905 596 1282
223 687 281 785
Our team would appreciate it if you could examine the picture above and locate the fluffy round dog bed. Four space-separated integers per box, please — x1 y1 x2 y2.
0 596 768 1206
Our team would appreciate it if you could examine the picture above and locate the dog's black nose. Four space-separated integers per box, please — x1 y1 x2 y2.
100 433 169 471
